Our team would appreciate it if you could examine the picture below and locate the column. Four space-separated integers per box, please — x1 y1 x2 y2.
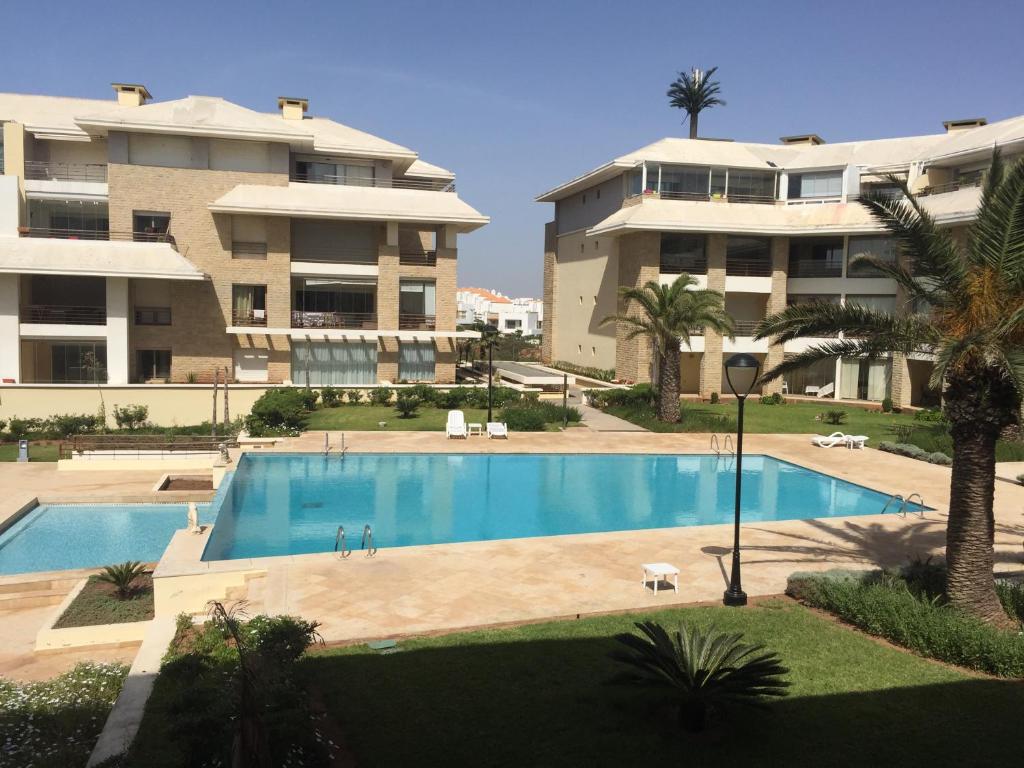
762 236 789 394
376 222 400 383
614 231 659 383
699 234 726 397
106 277 129 385
0 274 20 381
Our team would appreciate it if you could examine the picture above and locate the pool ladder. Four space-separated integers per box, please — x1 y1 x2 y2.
882 492 926 518
710 433 734 457
324 432 347 458
335 523 378 558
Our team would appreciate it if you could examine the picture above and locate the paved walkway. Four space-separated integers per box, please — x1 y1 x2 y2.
577 402 648 432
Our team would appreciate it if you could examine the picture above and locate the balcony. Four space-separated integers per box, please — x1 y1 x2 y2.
20 304 106 325
399 313 436 331
232 241 268 259
726 257 772 277
660 255 708 275
24 160 108 183
919 178 982 197
231 309 267 327
291 245 377 265
291 310 377 330
20 227 173 244
290 173 455 192
788 261 842 278
399 250 437 267
733 320 761 336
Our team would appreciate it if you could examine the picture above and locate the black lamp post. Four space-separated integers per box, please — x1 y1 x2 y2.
482 325 498 422
722 353 761 607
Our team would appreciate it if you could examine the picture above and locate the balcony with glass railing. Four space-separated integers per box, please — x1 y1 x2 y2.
24 160 108 183
290 171 455 192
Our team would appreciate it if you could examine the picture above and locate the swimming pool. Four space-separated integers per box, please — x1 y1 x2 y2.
202 453 921 562
0 503 214 575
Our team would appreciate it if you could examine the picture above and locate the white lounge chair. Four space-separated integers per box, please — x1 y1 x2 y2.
445 410 468 439
816 382 835 398
845 435 869 449
811 432 848 448
486 422 508 439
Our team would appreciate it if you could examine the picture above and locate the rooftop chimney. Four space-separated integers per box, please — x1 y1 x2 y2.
111 83 152 107
277 96 308 120
942 118 987 133
780 134 825 146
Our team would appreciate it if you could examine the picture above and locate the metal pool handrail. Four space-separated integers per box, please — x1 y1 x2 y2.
361 524 378 556
335 525 350 558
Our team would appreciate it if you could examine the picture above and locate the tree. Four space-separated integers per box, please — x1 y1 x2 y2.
603 274 734 422
667 67 726 140
754 151 1024 625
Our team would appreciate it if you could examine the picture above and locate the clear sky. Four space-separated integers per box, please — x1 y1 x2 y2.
3 0 1022 296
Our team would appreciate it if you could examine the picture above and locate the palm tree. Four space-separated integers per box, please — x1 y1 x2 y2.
754 151 1024 625
667 67 726 140
603 274 734 422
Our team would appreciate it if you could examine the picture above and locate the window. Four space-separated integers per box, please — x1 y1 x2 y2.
293 278 375 315
847 236 896 277
399 281 436 316
295 160 374 186
137 349 171 381
596 189 601 200
232 284 267 325
726 237 771 276
628 170 643 196
398 342 436 381
591 346 596 356
51 343 107 383
726 170 776 201
133 212 170 242
658 165 710 198
504 319 522 329
660 234 707 274
234 350 269 383
232 242 268 260
845 294 897 314
788 238 844 277
710 168 727 196
291 342 378 385
135 306 171 325
788 171 843 199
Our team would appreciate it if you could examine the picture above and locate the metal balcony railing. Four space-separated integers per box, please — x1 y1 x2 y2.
399 251 437 267
788 261 842 278
59 434 238 461
290 173 456 192
20 227 173 244
733 320 762 336
20 304 106 325
291 310 377 330
660 256 708 275
291 246 378 264
919 178 982 197
726 257 772 277
24 160 108 183
231 309 268 327
399 313 436 330
232 241 268 259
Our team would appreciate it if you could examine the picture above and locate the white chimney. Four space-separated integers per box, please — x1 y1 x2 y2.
277 96 308 120
111 83 152 107
942 118 987 133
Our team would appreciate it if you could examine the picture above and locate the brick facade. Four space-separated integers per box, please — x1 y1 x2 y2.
614 231 659 383
541 221 557 364
762 236 790 394
699 234 727 396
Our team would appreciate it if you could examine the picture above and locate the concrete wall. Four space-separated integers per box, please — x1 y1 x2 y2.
555 173 626 235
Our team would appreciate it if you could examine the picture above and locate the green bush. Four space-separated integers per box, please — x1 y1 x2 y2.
245 388 308 436
881 397 894 413
823 409 847 425
299 388 319 410
914 406 946 423
368 386 393 406
112 404 149 430
501 405 548 431
320 386 341 407
406 383 436 404
0 418 6 434
759 392 785 406
595 383 657 409
5 416 44 440
46 413 100 437
395 392 421 418
346 389 364 404
434 387 470 409
709 392 720 404
552 360 615 382
786 569 1024 677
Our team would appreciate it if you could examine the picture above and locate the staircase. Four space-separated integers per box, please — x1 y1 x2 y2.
0 575 81 610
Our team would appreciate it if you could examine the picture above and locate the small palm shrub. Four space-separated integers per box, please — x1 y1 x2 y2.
395 393 421 418
369 387 393 406
881 397 894 413
759 392 785 405
97 561 147 599
709 391 719 404
823 409 847 425
299 389 319 411
346 389 364 405
609 621 790 731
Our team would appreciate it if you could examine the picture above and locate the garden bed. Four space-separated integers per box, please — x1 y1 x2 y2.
55 574 154 628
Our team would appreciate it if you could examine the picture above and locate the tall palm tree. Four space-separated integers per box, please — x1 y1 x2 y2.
754 151 1024 625
667 67 726 140
603 274 734 422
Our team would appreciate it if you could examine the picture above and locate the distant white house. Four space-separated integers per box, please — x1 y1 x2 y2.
457 287 543 336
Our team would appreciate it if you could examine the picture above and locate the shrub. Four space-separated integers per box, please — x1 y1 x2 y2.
878 441 952 465
598 383 657 409
787 570 1024 677
552 360 615 382
368 386 393 406
395 392 421 418
0 418 6 434
1017 473 1024 486
823 409 847 425
435 387 469 409
914 406 946 423
320 386 341 407
346 389 364 404
245 388 308 436
185 371 198 384
112 404 150 430
709 391 720 404
47 413 100 437
759 392 785 406
97 561 147 600
299 388 319 411
609 621 789 731
6 416 43 440
881 397 894 413
500 404 548 431
926 451 953 466
407 383 436 404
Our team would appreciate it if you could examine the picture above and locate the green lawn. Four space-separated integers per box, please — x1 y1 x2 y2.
302 602 1022 767
306 405 491 431
0 442 59 462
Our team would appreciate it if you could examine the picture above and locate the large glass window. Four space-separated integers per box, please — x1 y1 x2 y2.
296 160 375 186
291 342 378 386
726 236 771 276
51 342 107 383
137 349 171 381
133 212 170 242
293 278 375 313
840 357 891 402
788 171 843 198
398 342 436 382
847 236 896 277
28 200 108 238
232 285 267 325
658 165 710 198
660 234 707 274
726 170 776 201
788 238 844 277
399 281 436 316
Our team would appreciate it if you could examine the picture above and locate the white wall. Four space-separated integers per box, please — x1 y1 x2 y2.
0 176 20 235
106 277 129 385
0 273 20 380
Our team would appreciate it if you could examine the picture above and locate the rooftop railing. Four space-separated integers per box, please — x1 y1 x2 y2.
638 190 777 205
290 173 456 192
24 160 108 183
20 304 106 325
291 310 377 330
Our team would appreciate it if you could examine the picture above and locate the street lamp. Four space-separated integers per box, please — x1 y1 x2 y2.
482 324 498 422
722 353 761 607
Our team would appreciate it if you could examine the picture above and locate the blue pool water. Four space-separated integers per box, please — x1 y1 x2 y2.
0 503 214 575
202 453 922 562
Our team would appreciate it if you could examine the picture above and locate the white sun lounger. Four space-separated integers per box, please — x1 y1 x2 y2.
811 432 848 448
486 422 508 439
446 410 468 439
845 435 869 449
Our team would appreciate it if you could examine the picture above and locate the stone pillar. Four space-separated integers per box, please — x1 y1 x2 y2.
762 236 789 394
615 231 660 383
699 234 727 397
2 122 26 226
890 353 912 409
106 277 130 385
433 225 458 382
541 221 557 364
377 225 400 383
0 273 20 381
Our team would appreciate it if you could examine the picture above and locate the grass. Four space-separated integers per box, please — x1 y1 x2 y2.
306 405 491 431
54 575 154 629
0 442 59 462
297 602 1023 767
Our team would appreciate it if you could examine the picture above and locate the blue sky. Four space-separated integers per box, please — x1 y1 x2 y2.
3 0 1022 295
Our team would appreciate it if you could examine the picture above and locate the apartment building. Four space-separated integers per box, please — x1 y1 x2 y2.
538 115 1024 407
457 287 543 335
0 84 487 398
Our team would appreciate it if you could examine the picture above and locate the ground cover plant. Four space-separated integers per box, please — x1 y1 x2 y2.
55 573 154 628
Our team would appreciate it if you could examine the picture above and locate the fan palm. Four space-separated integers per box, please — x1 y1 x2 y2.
609 621 790 732
97 560 147 600
755 151 1024 625
602 274 734 422
667 67 726 140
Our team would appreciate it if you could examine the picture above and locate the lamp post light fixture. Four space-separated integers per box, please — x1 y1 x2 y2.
482 324 499 423
722 353 761 607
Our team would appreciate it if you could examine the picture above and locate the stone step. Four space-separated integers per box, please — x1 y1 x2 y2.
0 588 68 609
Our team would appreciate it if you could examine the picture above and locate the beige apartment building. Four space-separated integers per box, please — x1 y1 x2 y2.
538 115 1024 407
0 84 487 406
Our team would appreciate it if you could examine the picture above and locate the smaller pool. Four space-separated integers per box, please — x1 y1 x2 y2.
0 503 214 576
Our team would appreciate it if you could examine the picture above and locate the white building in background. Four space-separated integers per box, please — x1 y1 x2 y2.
457 287 543 335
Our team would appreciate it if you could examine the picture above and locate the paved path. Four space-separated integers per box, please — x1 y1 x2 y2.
565 385 647 432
